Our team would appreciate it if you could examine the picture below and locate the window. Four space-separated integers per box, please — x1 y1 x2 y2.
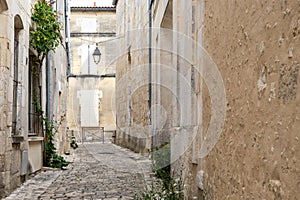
28 54 42 136
12 15 23 135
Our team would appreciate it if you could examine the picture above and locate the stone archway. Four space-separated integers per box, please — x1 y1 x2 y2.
14 14 24 30
0 0 8 13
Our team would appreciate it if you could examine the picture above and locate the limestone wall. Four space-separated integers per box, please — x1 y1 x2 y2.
0 0 33 197
115 0 151 153
115 0 300 198
68 8 117 138
201 0 300 199
0 0 69 196
48 0 69 155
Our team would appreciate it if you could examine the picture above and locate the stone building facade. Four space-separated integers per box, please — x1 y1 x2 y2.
114 0 151 152
0 0 68 197
68 6 116 141
114 0 300 199
45 0 69 156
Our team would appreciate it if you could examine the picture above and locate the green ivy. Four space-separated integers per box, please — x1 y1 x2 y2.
44 119 69 168
30 0 67 169
30 0 61 62
33 95 68 169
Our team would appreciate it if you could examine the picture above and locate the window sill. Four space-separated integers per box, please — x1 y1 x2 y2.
28 136 44 142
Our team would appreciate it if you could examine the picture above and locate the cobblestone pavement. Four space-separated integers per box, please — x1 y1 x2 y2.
3 142 152 200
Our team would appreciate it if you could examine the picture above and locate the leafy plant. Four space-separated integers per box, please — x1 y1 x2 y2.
30 0 61 63
151 143 171 188
70 131 78 149
44 119 69 168
29 0 67 169
33 95 68 169
135 171 184 200
135 144 184 199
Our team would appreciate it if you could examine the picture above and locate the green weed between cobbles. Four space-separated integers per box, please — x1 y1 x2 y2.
135 144 184 200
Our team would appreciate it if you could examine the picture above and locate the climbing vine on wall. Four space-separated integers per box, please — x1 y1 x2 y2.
30 0 61 63
33 94 68 168
30 0 67 169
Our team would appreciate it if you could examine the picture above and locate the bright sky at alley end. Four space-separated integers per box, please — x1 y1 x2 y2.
69 0 113 7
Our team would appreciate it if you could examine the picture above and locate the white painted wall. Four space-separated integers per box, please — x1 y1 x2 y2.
78 90 99 127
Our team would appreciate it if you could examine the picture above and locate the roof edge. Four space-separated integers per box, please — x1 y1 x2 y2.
71 7 116 11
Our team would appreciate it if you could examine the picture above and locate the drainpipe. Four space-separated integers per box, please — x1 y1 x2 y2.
44 52 51 164
149 0 154 125
64 0 71 153
149 0 154 150
65 0 71 78
46 54 51 120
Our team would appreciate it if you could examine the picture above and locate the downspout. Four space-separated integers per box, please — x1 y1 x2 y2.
46 54 51 120
44 52 51 164
149 0 154 150
64 0 71 153
149 0 154 125
65 0 71 78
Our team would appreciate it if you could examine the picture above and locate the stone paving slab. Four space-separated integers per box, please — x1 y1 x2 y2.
3 169 62 200
3 143 152 200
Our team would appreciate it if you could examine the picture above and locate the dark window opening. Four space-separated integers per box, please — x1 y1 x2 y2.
28 54 43 136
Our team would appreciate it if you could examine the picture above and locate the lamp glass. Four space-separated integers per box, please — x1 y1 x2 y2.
92 46 101 64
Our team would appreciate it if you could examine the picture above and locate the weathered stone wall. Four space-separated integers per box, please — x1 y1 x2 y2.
68 8 117 139
0 0 69 196
115 0 300 198
151 1 206 198
0 0 33 197
48 0 69 155
201 0 300 199
115 0 151 153
116 0 204 196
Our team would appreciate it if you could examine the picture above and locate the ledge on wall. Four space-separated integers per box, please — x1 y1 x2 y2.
28 136 44 142
71 6 116 12
12 135 24 144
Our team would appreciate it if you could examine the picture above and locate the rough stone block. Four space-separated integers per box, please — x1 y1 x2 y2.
0 119 4 132
0 113 6 131
10 172 20 192
279 62 299 101
0 155 4 172
6 111 12 127
0 15 8 37
5 130 12 150
196 170 204 190
11 147 21 175
0 40 10 69
0 171 10 190
0 131 5 154
4 151 11 172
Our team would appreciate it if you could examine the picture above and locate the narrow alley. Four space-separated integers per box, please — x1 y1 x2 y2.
1 0 300 199
4 142 151 200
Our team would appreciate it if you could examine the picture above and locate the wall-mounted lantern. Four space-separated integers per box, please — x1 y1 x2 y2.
92 45 101 64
